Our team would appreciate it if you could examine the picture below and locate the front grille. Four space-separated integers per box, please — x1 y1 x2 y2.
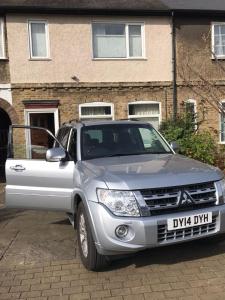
141 182 217 215
158 215 217 243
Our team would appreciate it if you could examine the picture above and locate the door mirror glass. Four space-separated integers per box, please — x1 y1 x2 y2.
46 147 66 162
170 141 179 152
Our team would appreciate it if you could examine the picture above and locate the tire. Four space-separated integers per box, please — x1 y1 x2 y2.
76 201 109 271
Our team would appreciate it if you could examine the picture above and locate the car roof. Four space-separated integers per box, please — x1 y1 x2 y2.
63 119 153 128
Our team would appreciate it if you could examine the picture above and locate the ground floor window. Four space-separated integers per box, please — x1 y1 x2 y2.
185 99 197 129
220 102 225 143
79 102 114 121
128 101 161 129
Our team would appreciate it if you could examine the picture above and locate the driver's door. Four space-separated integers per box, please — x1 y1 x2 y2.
5 125 74 212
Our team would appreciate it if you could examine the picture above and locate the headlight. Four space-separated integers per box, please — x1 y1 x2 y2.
97 189 140 217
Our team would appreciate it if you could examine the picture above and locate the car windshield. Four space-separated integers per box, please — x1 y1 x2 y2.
81 123 172 160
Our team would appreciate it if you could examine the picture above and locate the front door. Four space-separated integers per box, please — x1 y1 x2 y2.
5 125 74 212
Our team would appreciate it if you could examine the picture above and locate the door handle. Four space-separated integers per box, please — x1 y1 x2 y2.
10 165 26 172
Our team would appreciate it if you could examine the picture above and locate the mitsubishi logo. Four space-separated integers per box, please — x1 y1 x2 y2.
177 190 194 206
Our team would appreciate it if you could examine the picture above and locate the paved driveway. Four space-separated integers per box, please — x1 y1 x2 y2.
1 193 225 299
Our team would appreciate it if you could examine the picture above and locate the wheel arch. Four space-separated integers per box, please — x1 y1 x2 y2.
72 191 100 246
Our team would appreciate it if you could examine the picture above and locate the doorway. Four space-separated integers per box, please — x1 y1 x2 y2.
0 108 12 180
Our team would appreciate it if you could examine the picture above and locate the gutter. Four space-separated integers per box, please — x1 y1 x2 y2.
171 10 177 121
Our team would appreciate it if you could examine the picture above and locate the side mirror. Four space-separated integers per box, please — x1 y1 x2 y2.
170 141 179 152
46 147 66 162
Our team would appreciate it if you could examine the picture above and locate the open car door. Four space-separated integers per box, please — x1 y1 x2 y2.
5 125 74 212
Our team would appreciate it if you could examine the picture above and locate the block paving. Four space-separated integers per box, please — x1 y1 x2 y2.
0 192 225 300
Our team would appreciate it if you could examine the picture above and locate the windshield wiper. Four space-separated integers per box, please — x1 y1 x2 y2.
84 151 172 160
100 152 171 158
100 153 137 158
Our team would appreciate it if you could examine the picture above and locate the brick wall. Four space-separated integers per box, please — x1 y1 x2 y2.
11 82 173 125
10 81 223 144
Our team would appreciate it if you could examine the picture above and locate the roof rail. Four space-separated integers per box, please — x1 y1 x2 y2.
118 118 140 121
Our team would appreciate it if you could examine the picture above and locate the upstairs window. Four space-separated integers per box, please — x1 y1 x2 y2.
0 18 5 59
128 102 161 129
92 22 144 59
29 21 49 59
212 23 225 58
79 102 114 121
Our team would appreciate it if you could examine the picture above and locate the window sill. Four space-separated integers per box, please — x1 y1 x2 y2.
29 58 52 61
92 57 147 61
211 56 225 60
0 57 9 61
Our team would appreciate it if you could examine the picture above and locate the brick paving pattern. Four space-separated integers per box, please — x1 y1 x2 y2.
0 205 225 299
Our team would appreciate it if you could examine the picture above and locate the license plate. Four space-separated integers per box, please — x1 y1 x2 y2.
167 212 212 231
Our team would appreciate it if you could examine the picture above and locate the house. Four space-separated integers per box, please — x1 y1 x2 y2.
0 0 225 177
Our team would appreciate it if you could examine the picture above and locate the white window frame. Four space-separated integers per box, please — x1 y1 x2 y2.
24 108 59 131
0 18 6 59
128 101 162 127
79 102 114 120
24 108 59 158
219 100 225 144
185 99 197 129
92 21 145 60
28 20 50 60
211 22 225 59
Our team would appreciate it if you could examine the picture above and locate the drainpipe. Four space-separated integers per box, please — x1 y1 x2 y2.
171 11 177 121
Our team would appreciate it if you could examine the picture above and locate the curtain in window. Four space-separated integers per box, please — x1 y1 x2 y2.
81 106 111 116
214 25 225 57
0 21 3 58
93 24 126 58
129 104 160 116
129 25 142 57
31 23 47 57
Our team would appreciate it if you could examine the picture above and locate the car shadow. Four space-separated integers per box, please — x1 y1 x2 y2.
52 218 71 225
0 208 25 224
104 239 225 271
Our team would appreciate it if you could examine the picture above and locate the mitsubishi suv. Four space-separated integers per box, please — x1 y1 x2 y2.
5 120 225 270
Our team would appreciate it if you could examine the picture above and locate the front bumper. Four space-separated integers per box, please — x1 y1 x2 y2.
88 201 225 255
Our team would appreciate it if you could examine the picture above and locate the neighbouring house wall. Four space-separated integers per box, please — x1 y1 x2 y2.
176 16 225 81
6 14 172 83
175 16 225 142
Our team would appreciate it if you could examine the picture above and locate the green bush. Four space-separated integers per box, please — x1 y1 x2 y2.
181 132 216 165
159 114 217 166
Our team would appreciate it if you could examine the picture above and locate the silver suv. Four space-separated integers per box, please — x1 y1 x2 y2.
5 120 225 270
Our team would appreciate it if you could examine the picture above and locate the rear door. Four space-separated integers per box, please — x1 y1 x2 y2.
6 125 75 212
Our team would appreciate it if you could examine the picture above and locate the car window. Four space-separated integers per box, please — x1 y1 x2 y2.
68 129 77 161
81 123 172 160
55 127 71 149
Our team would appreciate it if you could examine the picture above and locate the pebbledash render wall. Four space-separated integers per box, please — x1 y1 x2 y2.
6 15 172 83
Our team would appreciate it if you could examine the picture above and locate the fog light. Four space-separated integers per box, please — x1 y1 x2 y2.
115 225 129 239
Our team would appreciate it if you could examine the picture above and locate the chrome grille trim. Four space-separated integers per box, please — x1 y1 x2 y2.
141 182 217 214
158 215 218 243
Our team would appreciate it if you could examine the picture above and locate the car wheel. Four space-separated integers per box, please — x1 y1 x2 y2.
76 201 109 271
